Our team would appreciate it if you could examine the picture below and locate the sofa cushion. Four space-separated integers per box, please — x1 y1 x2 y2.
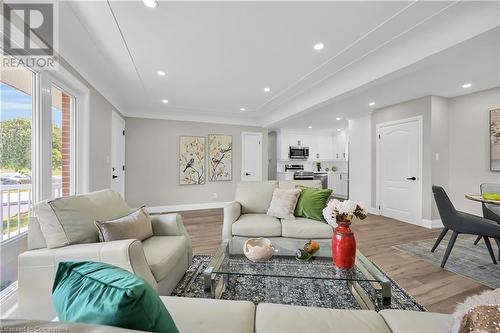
279 180 322 189
236 181 278 214
267 188 302 220
232 214 282 237
255 303 391 333
281 217 333 239
294 187 332 221
52 261 178 333
35 189 131 248
379 310 453 333
95 207 153 242
142 236 188 282
162 296 255 333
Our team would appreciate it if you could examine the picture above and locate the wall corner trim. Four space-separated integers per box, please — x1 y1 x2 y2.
421 219 444 229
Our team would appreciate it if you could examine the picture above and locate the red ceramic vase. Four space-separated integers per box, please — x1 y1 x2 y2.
331 218 356 270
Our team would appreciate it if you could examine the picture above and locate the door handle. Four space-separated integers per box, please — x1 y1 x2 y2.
245 172 251 176
406 177 416 181
112 175 118 179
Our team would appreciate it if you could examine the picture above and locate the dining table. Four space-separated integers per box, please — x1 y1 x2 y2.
465 194 500 205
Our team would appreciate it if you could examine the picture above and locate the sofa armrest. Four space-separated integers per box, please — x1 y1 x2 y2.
150 213 186 236
18 239 156 320
150 213 193 265
222 201 241 240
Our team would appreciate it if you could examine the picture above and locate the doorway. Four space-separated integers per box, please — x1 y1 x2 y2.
111 111 125 198
241 132 263 181
376 116 422 225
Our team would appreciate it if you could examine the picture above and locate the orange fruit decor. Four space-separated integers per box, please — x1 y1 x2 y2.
304 240 320 254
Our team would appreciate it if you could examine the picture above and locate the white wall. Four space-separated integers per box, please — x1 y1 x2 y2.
448 87 500 215
125 117 268 208
348 115 372 209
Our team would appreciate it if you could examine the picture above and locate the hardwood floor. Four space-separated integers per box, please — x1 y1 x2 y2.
177 209 491 314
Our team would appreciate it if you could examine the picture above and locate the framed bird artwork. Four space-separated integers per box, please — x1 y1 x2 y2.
208 134 232 181
179 136 206 185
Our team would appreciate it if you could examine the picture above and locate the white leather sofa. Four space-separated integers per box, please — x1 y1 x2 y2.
223 180 334 256
2 296 453 333
17 190 192 320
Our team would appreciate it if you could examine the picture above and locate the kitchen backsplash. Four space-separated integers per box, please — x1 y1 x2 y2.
277 160 348 172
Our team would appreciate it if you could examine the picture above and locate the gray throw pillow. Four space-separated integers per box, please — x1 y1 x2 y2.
95 207 153 242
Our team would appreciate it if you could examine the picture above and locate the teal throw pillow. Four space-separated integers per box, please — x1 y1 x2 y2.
52 261 178 333
294 187 333 221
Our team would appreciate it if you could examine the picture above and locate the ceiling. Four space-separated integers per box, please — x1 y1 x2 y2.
58 1 500 129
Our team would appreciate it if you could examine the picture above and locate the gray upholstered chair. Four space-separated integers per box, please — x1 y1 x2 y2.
431 185 500 267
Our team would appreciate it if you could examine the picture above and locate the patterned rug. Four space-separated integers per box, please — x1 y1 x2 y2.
171 255 424 311
393 236 500 289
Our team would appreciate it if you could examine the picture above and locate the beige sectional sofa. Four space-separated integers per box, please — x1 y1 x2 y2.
223 180 334 255
17 190 192 321
3 296 453 333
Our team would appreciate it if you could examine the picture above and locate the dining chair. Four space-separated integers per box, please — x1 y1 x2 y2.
473 183 500 260
431 185 500 268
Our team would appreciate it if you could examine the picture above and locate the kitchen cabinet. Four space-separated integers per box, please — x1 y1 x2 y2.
277 129 346 161
328 172 348 197
333 131 348 161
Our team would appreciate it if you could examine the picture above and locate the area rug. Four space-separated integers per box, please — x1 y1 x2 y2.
393 236 500 289
171 255 424 311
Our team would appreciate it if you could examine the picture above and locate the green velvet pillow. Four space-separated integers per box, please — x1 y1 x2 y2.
52 261 178 333
294 187 333 221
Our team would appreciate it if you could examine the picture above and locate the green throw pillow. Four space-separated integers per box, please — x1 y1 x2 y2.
294 187 333 221
52 261 178 333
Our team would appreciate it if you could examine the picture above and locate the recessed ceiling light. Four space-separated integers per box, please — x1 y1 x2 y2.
369 102 375 106
264 87 271 92
462 83 472 88
308 126 312 129
157 70 166 76
143 0 158 8
161 99 168 104
240 107 246 112
337 128 341 132
313 43 324 51
336 117 341 121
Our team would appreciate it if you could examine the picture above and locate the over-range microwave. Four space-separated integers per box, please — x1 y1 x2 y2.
289 146 309 160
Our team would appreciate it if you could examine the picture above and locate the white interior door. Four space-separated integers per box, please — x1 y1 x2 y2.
242 132 263 181
111 111 125 198
377 118 421 225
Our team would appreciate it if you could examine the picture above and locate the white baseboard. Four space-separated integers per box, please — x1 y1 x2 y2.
367 207 380 215
421 218 444 229
147 201 231 214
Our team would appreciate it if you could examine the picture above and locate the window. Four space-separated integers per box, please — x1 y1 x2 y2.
0 56 88 293
0 64 35 242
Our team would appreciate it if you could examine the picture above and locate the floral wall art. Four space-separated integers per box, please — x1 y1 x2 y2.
208 134 232 181
490 109 500 171
179 136 206 185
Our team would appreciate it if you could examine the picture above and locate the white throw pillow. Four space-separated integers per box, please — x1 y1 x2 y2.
266 188 302 220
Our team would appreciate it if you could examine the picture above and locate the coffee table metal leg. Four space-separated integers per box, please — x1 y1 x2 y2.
347 280 376 310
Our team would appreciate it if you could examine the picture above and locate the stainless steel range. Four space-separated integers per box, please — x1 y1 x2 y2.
293 171 314 180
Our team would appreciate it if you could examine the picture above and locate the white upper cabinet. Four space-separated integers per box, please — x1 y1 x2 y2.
277 129 347 161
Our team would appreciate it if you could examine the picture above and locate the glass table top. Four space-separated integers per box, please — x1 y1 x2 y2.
209 240 389 284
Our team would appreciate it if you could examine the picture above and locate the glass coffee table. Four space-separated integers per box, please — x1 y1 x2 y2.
203 239 391 310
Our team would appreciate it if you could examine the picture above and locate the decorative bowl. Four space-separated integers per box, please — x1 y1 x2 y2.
243 238 278 262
